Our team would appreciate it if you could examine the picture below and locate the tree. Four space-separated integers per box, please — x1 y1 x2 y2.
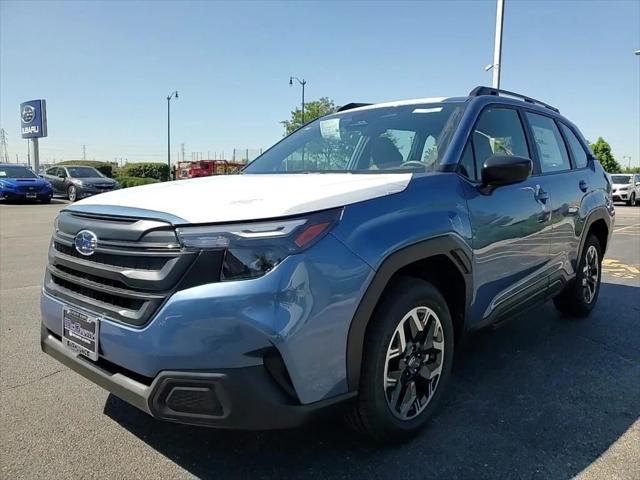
590 137 621 173
281 97 337 135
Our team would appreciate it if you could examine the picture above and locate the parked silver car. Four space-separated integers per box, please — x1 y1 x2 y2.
610 173 640 206
42 166 119 202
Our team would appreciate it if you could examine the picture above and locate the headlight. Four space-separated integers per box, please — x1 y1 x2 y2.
176 208 342 280
0 180 14 189
71 179 84 186
618 186 629 191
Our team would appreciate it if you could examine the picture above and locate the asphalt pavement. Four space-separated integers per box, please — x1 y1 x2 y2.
1 200 638 479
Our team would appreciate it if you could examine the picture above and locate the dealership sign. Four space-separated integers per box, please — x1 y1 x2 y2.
20 99 47 138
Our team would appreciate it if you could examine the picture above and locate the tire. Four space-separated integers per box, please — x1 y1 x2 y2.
346 277 454 442
67 185 77 202
627 193 635 206
553 234 602 317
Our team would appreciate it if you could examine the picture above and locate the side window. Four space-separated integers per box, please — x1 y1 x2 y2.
421 135 438 168
526 113 571 173
559 123 588 169
59 168 67 177
635 175 640 185
46 167 57 175
471 108 529 170
382 129 416 162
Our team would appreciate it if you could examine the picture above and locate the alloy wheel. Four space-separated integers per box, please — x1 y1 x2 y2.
68 186 77 202
383 306 444 420
582 245 599 304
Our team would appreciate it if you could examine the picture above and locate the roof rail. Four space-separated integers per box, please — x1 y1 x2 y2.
468 86 559 113
337 102 372 112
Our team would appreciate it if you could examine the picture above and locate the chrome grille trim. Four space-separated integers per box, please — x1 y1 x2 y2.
44 210 201 327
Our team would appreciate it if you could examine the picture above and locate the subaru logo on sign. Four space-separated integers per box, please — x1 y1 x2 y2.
20 100 47 139
22 105 35 123
74 230 98 256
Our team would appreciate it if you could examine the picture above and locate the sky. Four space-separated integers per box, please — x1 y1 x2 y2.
1 0 639 167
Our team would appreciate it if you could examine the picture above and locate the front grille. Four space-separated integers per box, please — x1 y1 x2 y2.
44 210 216 327
54 241 169 270
17 185 42 193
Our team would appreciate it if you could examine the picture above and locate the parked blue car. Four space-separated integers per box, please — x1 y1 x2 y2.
41 87 614 442
0 164 53 203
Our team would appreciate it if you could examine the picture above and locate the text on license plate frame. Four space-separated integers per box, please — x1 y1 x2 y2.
62 307 100 361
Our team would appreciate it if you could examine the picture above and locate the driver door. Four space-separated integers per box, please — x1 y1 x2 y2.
460 106 553 326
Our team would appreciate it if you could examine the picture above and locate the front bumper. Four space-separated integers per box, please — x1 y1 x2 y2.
41 233 373 406
41 324 353 429
0 189 52 201
612 191 629 201
76 186 117 198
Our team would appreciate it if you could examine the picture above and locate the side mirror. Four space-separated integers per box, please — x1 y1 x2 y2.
481 155 532 190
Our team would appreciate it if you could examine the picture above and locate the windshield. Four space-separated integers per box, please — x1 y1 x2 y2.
611 175 631 184
66 167 104 178
0 165 38 179
243 102 465 174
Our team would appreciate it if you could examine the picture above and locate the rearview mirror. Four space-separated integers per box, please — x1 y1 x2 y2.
481 155 532 190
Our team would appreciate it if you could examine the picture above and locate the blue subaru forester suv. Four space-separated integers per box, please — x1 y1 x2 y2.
41 87 614 441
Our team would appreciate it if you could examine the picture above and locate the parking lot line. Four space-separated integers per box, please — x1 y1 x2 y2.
613 223 640 234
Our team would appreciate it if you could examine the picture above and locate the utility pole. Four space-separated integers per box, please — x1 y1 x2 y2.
181 143 185 163
492 0 505 89
82 144 87 161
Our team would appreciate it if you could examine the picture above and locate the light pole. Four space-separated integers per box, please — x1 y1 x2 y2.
289 76 307 123
485 0 505 88
623 155 631 170
167 90 178 172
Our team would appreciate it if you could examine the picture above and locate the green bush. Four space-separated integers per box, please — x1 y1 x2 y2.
57 160 116 178
116 176 160 188
122 162 170 181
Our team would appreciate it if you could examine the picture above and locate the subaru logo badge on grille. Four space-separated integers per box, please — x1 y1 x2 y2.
74 230 98 256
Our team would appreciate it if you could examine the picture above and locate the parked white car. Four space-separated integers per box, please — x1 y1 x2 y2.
610 173 640 206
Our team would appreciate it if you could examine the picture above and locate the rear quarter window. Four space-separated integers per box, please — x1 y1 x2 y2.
559 123 589 169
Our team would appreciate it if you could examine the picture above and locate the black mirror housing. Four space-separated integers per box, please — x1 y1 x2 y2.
481 155 532 189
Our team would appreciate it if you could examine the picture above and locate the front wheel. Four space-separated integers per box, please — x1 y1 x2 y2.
627 193 635 206
67 185 77 202
553 234 602 317
346 278 454 442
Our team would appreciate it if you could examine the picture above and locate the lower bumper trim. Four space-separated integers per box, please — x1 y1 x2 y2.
41 325 355 429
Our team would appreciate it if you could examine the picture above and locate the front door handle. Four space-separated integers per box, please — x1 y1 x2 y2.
579 180 589 192
534 185 549 203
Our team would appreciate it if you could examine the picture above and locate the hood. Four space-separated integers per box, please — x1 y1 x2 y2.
70 173 412 224
73 177 117 185
0 177 50 187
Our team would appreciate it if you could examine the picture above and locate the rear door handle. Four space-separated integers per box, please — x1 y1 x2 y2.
579 180 589 192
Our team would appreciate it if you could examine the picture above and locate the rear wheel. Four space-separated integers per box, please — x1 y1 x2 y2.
67 185 77 202
346 278 454 442
553 234 602 317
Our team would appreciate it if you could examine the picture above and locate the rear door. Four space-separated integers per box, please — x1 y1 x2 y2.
524 113 590 287
44 167 62 193
460 106 553 325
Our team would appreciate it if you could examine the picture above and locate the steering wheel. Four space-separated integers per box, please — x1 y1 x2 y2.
398 161 427 170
